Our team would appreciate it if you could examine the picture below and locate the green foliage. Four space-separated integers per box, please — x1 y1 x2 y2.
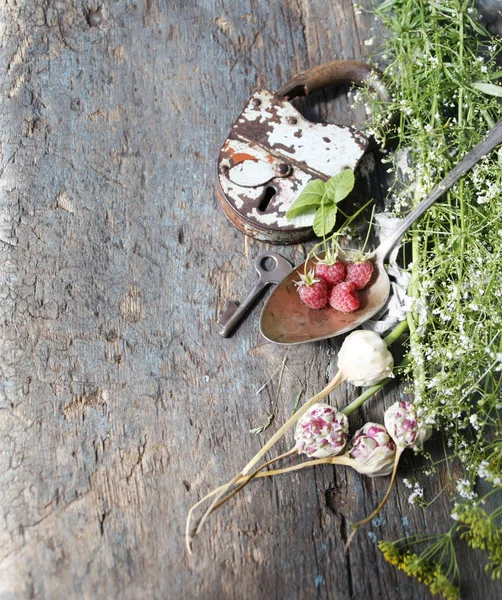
455 502 502 579
361 0 502 594
284 179 325 218
285 169 355 237
312 203 338 238
472 82 502 98
326 169 355 204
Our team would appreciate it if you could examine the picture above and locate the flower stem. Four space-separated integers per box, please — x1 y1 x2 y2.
211 448 298 511
384 319 409 346
342 355 411 417
190 454 357 511
186 453 357 553
345 448 403 551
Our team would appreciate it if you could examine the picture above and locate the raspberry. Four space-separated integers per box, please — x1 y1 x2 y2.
315 261 346 286
329 281 360 313
345 261 374 290
298 278 328 309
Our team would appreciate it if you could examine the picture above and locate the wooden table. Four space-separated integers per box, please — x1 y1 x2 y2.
1 1 500 598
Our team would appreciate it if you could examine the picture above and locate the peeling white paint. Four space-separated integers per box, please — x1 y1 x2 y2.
240 90 367 175
227 161 277 187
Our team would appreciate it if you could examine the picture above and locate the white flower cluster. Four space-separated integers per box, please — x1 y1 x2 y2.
456 478 477 501
403 477 426 505
469 414 480 431
478 460 502 486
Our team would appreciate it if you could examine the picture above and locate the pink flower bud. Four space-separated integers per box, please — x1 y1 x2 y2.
295 403 349 458
384 401 432 449
347 422 396 477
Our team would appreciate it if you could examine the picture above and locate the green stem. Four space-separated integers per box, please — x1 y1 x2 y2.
457 10 466 268
406 184 425 396
384 319 409 346
303 198 374 273
342 355 411 417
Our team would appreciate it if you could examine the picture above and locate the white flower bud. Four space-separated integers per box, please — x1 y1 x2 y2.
347 422 396 477
337 330 394 386
294 403 349 458
384 401 432 450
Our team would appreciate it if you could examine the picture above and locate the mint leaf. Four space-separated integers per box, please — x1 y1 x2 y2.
326 169 355 204
286 179 326 219
312 203 337 237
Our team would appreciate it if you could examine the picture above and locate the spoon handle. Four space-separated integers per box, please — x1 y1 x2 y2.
375 118 502 261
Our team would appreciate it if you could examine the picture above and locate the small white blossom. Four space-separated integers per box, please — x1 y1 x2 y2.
456 478 477 501
478 461 490 479
408 482 424 505
469 414 480 430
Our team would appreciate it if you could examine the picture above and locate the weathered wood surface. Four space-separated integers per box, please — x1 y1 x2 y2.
0 1 500 599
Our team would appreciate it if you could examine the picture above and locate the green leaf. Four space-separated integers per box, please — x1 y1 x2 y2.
472 82 502 98
326 169 355 204
377 0 398 11
312 203 337 237
285 179 326 219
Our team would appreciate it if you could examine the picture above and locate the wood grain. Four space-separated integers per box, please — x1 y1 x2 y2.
0 1 499 598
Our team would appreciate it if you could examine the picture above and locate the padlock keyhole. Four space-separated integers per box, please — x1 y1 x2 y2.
258 186 277 213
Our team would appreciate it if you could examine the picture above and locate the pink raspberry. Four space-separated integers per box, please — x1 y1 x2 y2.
329 281 360 313
298 278 328 309
345 261 374 290
315 261 346 286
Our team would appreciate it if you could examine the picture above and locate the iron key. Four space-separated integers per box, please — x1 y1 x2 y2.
218 252 292 337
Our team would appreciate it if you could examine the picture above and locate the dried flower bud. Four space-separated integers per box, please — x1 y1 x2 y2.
347 422 396 477
337 330 394 387
294 403 349 458
384 401 432 450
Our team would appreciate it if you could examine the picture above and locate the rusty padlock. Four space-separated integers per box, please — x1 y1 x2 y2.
216 60 388 245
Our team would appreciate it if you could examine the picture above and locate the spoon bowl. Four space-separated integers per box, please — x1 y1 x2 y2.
260 117 502 345
260 250 390 345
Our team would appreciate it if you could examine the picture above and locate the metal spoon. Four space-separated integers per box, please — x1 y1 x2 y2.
260 118 502 345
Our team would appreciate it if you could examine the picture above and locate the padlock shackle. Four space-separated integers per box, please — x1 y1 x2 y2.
276 59 389 102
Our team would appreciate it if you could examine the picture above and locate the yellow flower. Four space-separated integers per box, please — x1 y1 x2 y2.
378 541 400 566
378 542 460 600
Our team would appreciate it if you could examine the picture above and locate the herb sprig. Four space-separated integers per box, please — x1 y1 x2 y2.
286 169 355 238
